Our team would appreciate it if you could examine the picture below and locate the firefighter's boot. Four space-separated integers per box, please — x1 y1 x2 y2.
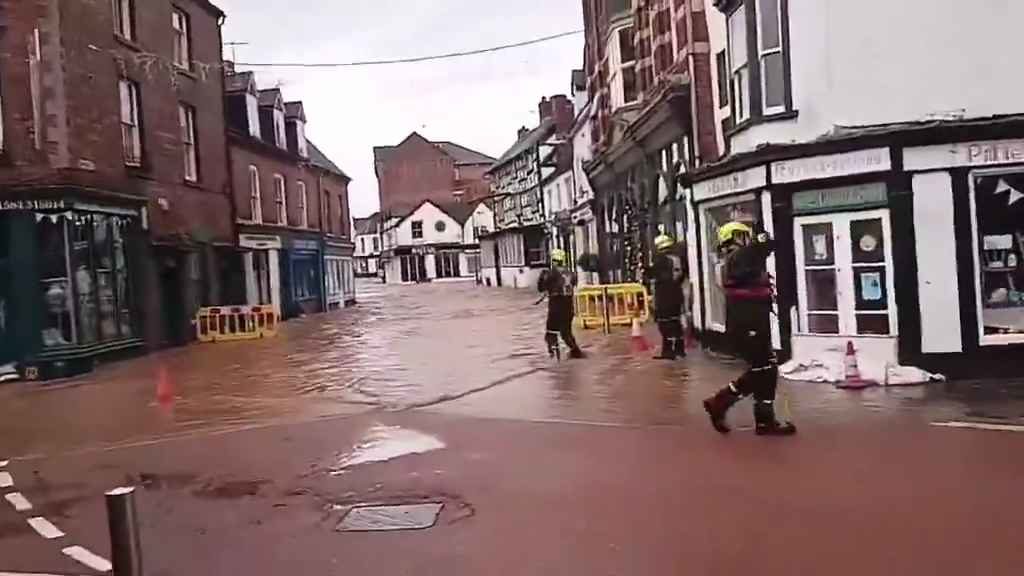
703 385 741 434
754 401 797 436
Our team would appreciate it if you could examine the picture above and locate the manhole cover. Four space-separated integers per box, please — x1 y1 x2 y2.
337 503 444 532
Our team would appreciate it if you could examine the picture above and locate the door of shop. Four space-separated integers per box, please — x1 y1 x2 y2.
793 210 897 336
399 255 427 283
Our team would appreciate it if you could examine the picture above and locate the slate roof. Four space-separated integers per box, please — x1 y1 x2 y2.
353 213 380 235
284 101 305 120
434 142 496 165
225 71 254 94
489 118 555 171
308 140 350 180
258 88 282 107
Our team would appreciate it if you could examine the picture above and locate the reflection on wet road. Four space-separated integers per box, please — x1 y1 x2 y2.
0 280 1022 457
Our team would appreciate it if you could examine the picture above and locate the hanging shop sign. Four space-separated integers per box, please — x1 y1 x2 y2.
0 199 66 211
792 183 888 215
772 148 891 184
692 166 767 202
903 138 1024 171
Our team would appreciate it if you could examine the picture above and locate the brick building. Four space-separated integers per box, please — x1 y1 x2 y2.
373 132 495 218
225 69 354 319
0 0 233 379
581 0 719 282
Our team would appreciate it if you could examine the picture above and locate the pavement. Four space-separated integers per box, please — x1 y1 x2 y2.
0 280 1023 575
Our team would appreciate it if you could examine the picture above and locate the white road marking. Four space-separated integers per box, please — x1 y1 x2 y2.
26 517 65 539
0 472 12 488
62 546 112 573
0 572 82 576
931 421 1024 433
4 492 32 512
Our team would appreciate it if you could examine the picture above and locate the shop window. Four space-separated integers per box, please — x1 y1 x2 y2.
435 252 461 279
292 257 319 301
701 197 763 332
972 172 1024 344
466 254 480 275
253 251 272 305
37 213 134 348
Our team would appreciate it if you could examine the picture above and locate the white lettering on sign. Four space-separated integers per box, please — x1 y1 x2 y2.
771 148 891 184
904 139 1024 171
0 199 66 211
693 166 767 201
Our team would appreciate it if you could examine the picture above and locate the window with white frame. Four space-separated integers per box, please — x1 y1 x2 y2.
273 109 286 149
725 0 792 126
119 78 142 166
112 0 133 40
295 121 308 158
248 166 262 223
273 174 287 225
245 92 260 138
297 181 308 228
728 5 750 123
179 103 197 182
619 26 638 105
972 171 1024 345
171 8 191 70
757 0 785 113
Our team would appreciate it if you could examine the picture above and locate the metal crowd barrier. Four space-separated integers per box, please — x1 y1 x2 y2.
195 305 279 343
575 283 649 332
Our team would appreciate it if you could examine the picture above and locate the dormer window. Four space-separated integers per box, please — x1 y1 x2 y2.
273 108 286 149
246 91 260 137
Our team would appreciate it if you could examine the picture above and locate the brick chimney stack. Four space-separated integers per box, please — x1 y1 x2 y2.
550 94 575 137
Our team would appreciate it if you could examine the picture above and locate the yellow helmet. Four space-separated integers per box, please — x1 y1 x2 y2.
654 234 675 251
550 249 568 265
717 221 752 246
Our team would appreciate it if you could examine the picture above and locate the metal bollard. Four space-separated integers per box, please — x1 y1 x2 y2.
106 486 143 576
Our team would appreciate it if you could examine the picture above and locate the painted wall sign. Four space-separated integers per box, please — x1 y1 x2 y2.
291 239 320 252
792 183 888 214
0 199 66 211
903 138 1024 171
772 148 891 184
692 165 768 202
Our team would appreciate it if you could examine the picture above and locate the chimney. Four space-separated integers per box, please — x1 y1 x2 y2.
550 94 575 137
538 96 553 121
518 126 530 140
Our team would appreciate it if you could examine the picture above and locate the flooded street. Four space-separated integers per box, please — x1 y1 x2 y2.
1 281 1023 575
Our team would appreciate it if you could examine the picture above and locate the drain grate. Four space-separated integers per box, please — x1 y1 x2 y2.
337 503 444 532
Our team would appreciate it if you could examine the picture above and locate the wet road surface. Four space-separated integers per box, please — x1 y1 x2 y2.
0 280 1022 574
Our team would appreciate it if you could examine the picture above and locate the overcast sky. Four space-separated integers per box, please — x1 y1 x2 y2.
215 0 585 218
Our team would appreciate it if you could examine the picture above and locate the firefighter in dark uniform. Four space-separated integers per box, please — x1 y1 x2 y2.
538 249 585 359
648 234 687 360
702 222 797 436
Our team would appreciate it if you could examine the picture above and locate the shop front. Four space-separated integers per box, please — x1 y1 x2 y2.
324 238 356 310
283 236 324 318
239 232 283 318
0 197 144 380
689 119 1024 380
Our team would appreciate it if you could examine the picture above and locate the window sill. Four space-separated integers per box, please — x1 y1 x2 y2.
725 110 799 139
175 66 198 80
113 34 143 52
126 165 154 180
183 178 203 189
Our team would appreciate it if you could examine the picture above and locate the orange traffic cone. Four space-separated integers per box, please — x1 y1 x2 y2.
837 341 877 389
630 317 651 354
156 365 175 407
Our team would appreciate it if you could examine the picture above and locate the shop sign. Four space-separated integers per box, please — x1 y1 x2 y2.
239 234 281 250
792 183 888 214
903 138 1024 171
291 239 320 252
0 199 66 211
693 166 768 201
772 148 891 184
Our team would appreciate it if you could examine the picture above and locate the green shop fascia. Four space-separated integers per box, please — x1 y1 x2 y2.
0 198 145 380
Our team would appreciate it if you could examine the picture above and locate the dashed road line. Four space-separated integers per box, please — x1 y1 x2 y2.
61 547 112 573
4 492 32 512
0 472 12 489
26 517 65 540
931 421 1024 433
